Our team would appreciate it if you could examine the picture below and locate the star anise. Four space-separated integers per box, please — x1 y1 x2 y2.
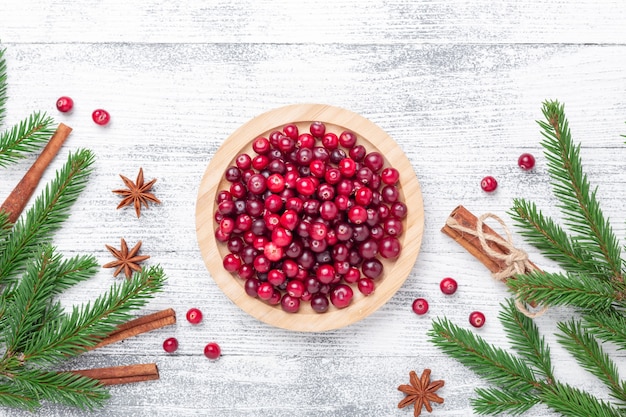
112 167 161 218
398 369 445 417
103 238 150 279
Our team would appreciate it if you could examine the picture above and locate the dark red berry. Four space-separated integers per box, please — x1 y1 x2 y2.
204 342 221 360
163 337 178 353
412 298 429 315
92 109 111 125
357 278 375 295
56 96 74 112
518 153 536 170
439 277 458 295
469 311 486 328
186 308 203 324
481 176 498 192
330 284 354 308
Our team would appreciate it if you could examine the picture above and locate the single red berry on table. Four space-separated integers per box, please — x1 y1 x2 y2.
162 337 178 353
518 153 536 170
204 342 221 360
469 311 486 328
186 307 203 324
92 109 111 125
412 298 429 315
439 277 458 295
480 175 498 192
56 96 74 113
358 277 375 295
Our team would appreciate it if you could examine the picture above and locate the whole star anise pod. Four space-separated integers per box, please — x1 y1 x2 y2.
103 238 150 279
398 369 444 417
113 167 161 218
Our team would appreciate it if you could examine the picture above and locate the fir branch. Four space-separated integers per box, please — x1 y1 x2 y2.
0 148 94 286
540 382 622 417
22 266 166 366
539 100 622 280
0 382 39 411
0 112 56 168
428 316 539 392
472 387 540 416
10 369 108 410
499 298 553 381
0 47 7 126
557 319 626 405
510 198 603 278
506 270 617 311
583 309 626 351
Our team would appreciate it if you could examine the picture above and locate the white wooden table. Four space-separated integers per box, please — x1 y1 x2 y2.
1 1 626 416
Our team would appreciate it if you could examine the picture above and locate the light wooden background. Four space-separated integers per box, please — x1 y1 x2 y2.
1 1 626 416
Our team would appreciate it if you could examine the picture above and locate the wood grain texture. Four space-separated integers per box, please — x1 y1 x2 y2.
1 1 626 416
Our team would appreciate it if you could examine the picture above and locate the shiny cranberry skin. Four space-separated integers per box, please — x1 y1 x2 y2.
339 131 357 148
310 121 326 138
324 168 341 185
224 166 241 182
358 278 375 295
330 284 353 309
204 342 221 360
391 202 408 219
311 294 330 313
163 337 178 353
380 167 400 185
266 269 286 286
279 209 299 230
283 123 299 139
481 176 498 192
348 206 368 224
257 282 275 300
319 201 339 221
264 241 283 262
518 153 536 170
316 264 336 284
412 298 429 315
343 267 361 283
355 187 373 206
226 235 243 253
244 278 260 297
56 96 74 112
222 253 241 272
296 177 316 196
186 308 203 324
237 263 254 279
440 277 458 295
383 217 403 236
364 152 384 173
92 109 110 125
358 239 378 259
469 311 486 328
322 132 339 150
253 136 271 154
309 222 328 241
297 133 315 148
286 280 305 298
317 183 335 201
266 173 285 193
381 185 400 203
356 167 373 185
362 259 383 279
281 294 301 313
236 153 252 170
349 144 366 162
378 236 401 259
253 254 271 273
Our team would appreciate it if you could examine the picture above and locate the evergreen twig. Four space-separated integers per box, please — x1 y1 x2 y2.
0 112 56 168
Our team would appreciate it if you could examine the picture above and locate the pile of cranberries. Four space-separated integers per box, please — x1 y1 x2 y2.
213 121 407 314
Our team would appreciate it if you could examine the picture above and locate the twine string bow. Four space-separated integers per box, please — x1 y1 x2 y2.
446 213 548 318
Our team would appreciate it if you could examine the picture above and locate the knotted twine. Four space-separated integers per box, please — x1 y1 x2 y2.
445 212 548 318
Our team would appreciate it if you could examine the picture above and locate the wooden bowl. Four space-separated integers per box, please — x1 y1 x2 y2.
196 104 424 332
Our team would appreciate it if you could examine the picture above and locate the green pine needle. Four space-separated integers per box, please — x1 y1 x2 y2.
0 148 95 286
506 270 617 311
428 316 539 392
539 100 622 280
0 112 56 168
0 382 39 411
540 382 622 417
499 298 553 381
557 319 626 403
583 309 626 351
472 387 540 415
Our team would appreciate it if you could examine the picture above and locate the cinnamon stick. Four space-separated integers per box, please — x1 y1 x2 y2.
72 363 159 385
1 123 73 223
441 205 540 278
88 308 176 351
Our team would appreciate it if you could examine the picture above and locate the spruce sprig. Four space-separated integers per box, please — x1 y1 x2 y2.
430 100 626 416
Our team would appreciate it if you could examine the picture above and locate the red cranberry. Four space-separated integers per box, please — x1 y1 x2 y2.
244 278 260 297
349 144 366 162
204 342 221 360
343 267 361 283
518 153 536 170
253 136 271 154
348 205 368 224
358 278 375 295
378 236 401 259
330 284 354 309
163 337 178 353
412 298 429 315
281 294 301 313
286 280 305 298
316 264 336 284
222 254 241 272
236 153 252 170
257 282 275 300
56 96 74 112
310 121 326 138
380 167 400 185
92 109 111 125
391 202 408 219
283 123 299 140
322 132 339 150
469 311 486 328
311 294 330 313
364 152 384 173
361 259 383 279
339 131 357 148
440 277 458 295
186 308 203 324
481 176 498 192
